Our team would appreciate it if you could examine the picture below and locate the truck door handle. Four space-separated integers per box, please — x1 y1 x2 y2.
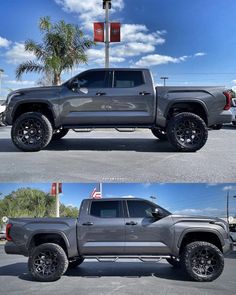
96 92 106 96
139 91 151 96
82 222 94 226
126 221 137 226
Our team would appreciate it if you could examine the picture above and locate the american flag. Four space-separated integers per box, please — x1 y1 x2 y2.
91 187 102 199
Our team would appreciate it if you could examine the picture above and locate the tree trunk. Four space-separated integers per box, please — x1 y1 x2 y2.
53 73 61 86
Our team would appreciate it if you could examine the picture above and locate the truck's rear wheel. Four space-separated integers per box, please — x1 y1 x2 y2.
68 257 84 269
151 127 167 140
52 128 69 141
166 112 208 152
11 112 53 151
28 243 68 282
181 241 224 282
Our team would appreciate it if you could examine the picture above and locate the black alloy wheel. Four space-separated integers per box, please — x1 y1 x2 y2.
11 112 53 151
166 112 208 152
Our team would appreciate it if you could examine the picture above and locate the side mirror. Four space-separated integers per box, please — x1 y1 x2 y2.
151 208 161 219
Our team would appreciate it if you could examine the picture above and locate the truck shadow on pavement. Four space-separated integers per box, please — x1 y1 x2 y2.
46 138 177 153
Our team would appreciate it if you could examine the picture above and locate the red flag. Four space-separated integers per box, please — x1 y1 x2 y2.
94 22 104 42
110 22 121 42
51 183 62 196
51 183 57 196
90 188 102 199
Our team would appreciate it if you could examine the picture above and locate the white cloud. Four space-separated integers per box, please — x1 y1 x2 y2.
0 36 11 48
55 0 124 30
232 80 236 84
194 52 206 57
5 43 35 65
135 54 190 67
87 48 125 65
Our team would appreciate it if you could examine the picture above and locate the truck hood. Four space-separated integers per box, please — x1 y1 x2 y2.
171 214 227 224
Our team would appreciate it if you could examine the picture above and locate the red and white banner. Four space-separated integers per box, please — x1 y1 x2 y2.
91 188 102 199
51 183 62 196
94 22 104 42
110 22 121 42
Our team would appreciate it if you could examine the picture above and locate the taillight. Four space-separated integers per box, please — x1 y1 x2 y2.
6 223 12 241
223 91 232 110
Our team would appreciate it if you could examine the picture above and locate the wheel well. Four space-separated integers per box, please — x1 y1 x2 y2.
29 233 68 256
179 232 222 253
13 103 55 126
167 102 208 124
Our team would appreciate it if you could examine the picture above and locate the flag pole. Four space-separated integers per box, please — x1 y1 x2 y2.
56 182 60 217
105 0 110 68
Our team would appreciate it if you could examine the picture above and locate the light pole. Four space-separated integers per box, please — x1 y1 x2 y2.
161 76 168 87
226 189 236 223
0 69 4 100
103 0 111 68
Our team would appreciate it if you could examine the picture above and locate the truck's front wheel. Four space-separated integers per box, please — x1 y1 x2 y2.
181 241 224 282
166 112 208 152
11 112 53 151
28 243 69 282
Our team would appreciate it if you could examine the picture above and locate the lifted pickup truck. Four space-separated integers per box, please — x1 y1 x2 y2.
3 68 232 152
5 198 233 282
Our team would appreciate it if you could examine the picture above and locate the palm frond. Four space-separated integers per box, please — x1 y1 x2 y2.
16 61 44 80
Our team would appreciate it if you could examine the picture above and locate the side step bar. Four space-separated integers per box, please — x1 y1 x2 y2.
82 255 171 263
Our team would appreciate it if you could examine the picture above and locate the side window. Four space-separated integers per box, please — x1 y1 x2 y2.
90 201 122 218
75 71 108 88
127 200 155 218
114 71 144 88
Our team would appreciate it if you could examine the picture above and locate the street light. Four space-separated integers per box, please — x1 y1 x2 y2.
160 76 168 86
226 190 236 223
103 0 111 68
0 69 4 100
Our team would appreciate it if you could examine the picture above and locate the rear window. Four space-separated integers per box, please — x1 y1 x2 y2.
114 71 144 88
90 201 122 218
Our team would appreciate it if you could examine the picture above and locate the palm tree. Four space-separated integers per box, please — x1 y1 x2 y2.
16 16 95 85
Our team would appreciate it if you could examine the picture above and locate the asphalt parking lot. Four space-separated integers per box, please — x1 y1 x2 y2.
0 126 236 182
0 245 235 295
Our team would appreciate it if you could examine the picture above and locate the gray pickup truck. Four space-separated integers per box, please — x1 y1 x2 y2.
5 198 233 282
2 68 232 152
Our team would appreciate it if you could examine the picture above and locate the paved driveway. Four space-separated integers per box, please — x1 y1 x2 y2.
0 126 236 182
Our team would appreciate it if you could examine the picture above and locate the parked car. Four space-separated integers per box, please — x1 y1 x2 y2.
5 198 233 282
2 68 232 152
0 230 6 240
230 98 236 126
0 100 6 126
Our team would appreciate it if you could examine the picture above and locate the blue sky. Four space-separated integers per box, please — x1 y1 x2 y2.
0 183 236 218
1 0 236 98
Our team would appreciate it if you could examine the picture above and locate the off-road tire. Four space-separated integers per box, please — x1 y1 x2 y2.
68 257 84 269
151 127 167 140
11 112 53 152
181 241 224 282
166 112 208 152
232 121 236 126
52 128 69 141
166 256 181 268
28 243 69 282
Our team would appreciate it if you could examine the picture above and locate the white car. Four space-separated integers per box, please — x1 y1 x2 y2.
0 100 6 126
231 98 236 126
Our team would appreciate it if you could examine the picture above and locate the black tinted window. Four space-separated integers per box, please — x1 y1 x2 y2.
76 71 108 88
114 71 144 88
90 201 122 218
127 201 155 218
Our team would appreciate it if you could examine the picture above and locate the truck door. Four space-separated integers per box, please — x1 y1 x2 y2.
124 200 172 255
77 200 125 255
60 69 112 126
102 70 155 125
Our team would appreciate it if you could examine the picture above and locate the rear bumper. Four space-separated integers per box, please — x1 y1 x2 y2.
208 110 233 126
5 241 28 256
223 238 234 255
